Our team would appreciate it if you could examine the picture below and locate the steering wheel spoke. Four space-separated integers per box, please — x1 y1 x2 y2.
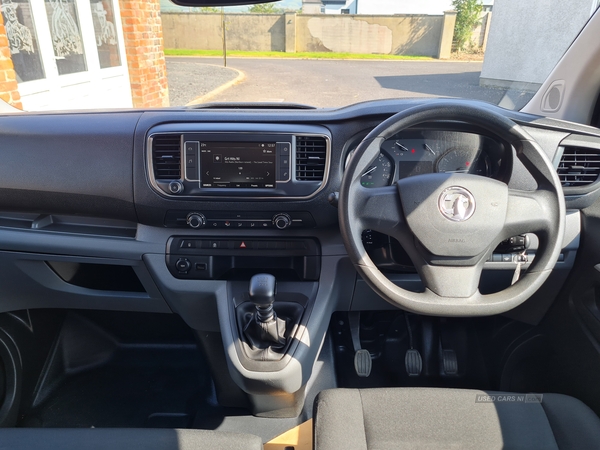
355 185 405 235
419 263 484 299
503 189 555 238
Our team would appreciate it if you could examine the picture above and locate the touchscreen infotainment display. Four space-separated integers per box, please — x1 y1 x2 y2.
200 142 276 188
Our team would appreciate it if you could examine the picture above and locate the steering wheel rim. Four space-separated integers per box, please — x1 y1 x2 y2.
339 101 566 317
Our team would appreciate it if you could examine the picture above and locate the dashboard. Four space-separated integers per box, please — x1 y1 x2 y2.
0 98 597 414
0 98 597 327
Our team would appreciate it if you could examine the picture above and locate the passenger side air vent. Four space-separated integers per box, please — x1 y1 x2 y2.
557 146 600 187
296 136 327 181
152 134 181 180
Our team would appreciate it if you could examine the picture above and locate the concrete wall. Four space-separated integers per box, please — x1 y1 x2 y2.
163 12 451 58
469 11 492 50
297 14 443 56
480 0 596 90
162 13 286 52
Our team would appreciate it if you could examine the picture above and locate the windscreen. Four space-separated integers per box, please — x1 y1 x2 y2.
0 0 597 112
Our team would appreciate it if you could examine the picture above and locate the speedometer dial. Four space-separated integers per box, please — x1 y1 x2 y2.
436 148 491 176
360 152 393 188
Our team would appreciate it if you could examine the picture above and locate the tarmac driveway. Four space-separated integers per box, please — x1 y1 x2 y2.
167 57 534 109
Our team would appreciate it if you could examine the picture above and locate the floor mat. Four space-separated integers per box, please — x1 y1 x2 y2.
20 345 211 428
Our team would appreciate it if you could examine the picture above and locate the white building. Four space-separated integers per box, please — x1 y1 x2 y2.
307 0 493 15
313 0 453 15
481 0 596 91
1 0 132 111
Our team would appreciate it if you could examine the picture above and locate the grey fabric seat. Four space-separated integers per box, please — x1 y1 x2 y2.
313 388 600 450
0 428 263 450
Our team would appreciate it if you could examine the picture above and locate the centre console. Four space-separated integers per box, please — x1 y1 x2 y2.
166 236 321 281
142 124 337 417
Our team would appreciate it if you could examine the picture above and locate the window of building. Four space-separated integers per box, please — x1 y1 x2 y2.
1 0 45 82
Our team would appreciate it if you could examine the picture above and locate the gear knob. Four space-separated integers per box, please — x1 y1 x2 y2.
249 274 277 322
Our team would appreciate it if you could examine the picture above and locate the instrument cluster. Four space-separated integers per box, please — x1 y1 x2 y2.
345 128 507 188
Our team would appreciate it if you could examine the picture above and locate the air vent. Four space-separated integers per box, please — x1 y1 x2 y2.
296 136 327 181
557 146 600 187
152 134 181 180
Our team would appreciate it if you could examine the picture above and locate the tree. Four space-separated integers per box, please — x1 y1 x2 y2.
452 0 483 51
248 3 282 13
195 7 219 12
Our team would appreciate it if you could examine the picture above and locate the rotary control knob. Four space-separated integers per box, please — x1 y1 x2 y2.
175 258 191 273
186 212 206 229
168 181 184 194
272 213 292 230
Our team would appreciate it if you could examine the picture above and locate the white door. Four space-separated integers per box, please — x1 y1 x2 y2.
2 0 132 111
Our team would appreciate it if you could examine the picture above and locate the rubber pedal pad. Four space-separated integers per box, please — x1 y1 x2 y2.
405 349 423 377
354 349 372 378
442 349 458 375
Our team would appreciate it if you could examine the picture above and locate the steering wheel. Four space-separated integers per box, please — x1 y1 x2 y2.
339 102 565 316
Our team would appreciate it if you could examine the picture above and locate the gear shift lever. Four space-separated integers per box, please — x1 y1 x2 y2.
244 274 286 348
249 273 277 323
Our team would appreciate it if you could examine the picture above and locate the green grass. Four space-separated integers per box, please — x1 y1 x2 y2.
165 49 432 60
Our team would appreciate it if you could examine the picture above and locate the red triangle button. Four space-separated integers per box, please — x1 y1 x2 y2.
240 242 246 249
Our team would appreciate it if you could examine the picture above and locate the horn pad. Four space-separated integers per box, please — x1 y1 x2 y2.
397 173 508 257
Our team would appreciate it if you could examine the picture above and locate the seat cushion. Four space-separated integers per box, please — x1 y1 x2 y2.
0 428 263 450
313 388 600 450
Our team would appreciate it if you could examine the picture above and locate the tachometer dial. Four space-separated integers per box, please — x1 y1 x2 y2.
360 152 393 188
436 148 491 176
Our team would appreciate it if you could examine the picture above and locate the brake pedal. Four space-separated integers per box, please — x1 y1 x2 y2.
405 349 423 376
348 312 372 377
439 323 459 376
442 349 458 375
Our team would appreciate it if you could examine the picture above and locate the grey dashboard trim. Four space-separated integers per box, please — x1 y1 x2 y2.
145 125 332 200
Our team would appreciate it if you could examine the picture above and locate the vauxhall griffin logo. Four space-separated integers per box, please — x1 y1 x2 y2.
438 187 476 222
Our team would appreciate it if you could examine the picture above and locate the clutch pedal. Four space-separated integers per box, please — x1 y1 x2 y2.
354 349 372 378
404 314 422 377
349 312 372 377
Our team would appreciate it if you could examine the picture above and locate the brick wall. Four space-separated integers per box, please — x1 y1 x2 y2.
119 0 169 108
0 13 22 109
